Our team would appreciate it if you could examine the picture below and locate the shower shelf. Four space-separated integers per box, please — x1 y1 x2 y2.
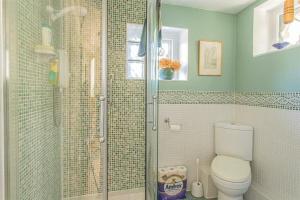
34 45 56 55
34 45 56 63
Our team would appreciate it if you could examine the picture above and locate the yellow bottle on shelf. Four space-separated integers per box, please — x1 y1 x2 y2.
49 59 59 86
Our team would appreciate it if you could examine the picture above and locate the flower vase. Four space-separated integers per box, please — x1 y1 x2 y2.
159 68 174 80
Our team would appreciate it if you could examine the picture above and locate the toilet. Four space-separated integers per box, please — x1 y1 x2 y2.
211 122 253 200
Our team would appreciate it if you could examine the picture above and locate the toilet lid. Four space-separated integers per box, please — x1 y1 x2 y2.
211 155 251 183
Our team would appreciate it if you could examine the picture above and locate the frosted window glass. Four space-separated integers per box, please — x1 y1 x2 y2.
279 8 300 45
126 24 145 80
127 62 144 79
127 42 144 61
127 24 143 42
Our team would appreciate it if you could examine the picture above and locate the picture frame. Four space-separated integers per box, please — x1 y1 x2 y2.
198 40 223 76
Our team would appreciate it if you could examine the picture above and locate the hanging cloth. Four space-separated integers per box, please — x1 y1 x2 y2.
138 0 162 57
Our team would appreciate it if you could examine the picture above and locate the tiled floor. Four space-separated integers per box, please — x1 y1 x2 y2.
185 192 217 200
67 190 217 200
66 188 145 200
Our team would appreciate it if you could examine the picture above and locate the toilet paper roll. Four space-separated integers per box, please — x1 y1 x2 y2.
166 167 177 177
158 167 168 182
176 166 187 180
170 124 182 131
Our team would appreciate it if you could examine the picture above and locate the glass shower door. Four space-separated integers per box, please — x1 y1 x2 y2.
3 0 158 199
61 0 108 199
4 0 108 199
146 0 160 199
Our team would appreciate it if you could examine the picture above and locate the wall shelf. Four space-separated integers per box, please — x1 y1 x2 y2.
34 45 56 63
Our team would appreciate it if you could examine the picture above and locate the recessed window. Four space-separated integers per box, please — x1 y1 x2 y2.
160 27 188 81
126 24 188 80
253 0 300 56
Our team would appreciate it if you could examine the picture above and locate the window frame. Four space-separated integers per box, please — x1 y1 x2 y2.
126 24 145 80
159 38 174 60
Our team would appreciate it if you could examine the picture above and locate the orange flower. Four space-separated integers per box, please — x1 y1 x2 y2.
171 60 181 71
160 58 171 68
159 58 181 71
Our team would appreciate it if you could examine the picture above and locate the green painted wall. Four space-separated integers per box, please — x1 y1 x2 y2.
160 4 237 91
236 0 300 92
161 2 300 92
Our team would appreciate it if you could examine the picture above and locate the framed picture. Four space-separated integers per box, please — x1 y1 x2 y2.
198 40 223 76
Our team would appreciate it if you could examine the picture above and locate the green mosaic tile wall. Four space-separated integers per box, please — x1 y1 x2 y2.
107 0 147 191
8 0 62 199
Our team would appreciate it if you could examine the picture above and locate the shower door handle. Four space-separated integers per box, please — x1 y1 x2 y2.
99 96 106 143
152 95 158 131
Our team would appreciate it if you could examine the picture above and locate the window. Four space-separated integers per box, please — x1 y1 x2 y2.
278 7 300 45
160 27 188 81
160 39 174 59
126 24 145 80
253 0 300 56
126 24 188 80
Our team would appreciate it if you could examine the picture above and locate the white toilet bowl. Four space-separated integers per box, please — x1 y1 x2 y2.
211 155 251 200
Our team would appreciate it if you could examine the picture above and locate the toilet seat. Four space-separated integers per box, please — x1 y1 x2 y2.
212 172 251 190
211 155 251 183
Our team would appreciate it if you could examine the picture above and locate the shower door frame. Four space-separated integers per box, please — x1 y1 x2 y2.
0 0 7 199
145 0 160 199
100 0 108 199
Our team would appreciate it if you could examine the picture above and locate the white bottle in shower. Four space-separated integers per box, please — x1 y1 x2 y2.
42 23 52 46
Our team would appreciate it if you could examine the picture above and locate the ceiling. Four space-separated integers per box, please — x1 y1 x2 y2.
162 0 257 14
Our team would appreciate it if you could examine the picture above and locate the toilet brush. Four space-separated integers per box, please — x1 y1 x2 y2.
191 158 203 197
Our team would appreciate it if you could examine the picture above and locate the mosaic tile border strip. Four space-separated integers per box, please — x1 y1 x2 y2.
159 90 235 104
235 92 300 111
159 90 300 111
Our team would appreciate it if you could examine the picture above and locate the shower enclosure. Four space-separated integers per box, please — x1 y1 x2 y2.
0 0 159 199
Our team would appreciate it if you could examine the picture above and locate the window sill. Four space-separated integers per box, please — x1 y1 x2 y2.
159 79 188 82
253 43 300 57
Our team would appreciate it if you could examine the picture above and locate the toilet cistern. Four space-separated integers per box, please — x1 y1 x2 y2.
211 122 253 200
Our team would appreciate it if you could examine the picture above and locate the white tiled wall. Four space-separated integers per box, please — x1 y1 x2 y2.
236 105 300 200
158 104 300 200
158 104 235 190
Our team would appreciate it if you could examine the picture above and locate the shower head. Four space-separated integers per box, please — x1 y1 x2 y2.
47 6 87 22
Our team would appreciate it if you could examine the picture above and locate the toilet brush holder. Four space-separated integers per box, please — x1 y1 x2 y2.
191 181 203 198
